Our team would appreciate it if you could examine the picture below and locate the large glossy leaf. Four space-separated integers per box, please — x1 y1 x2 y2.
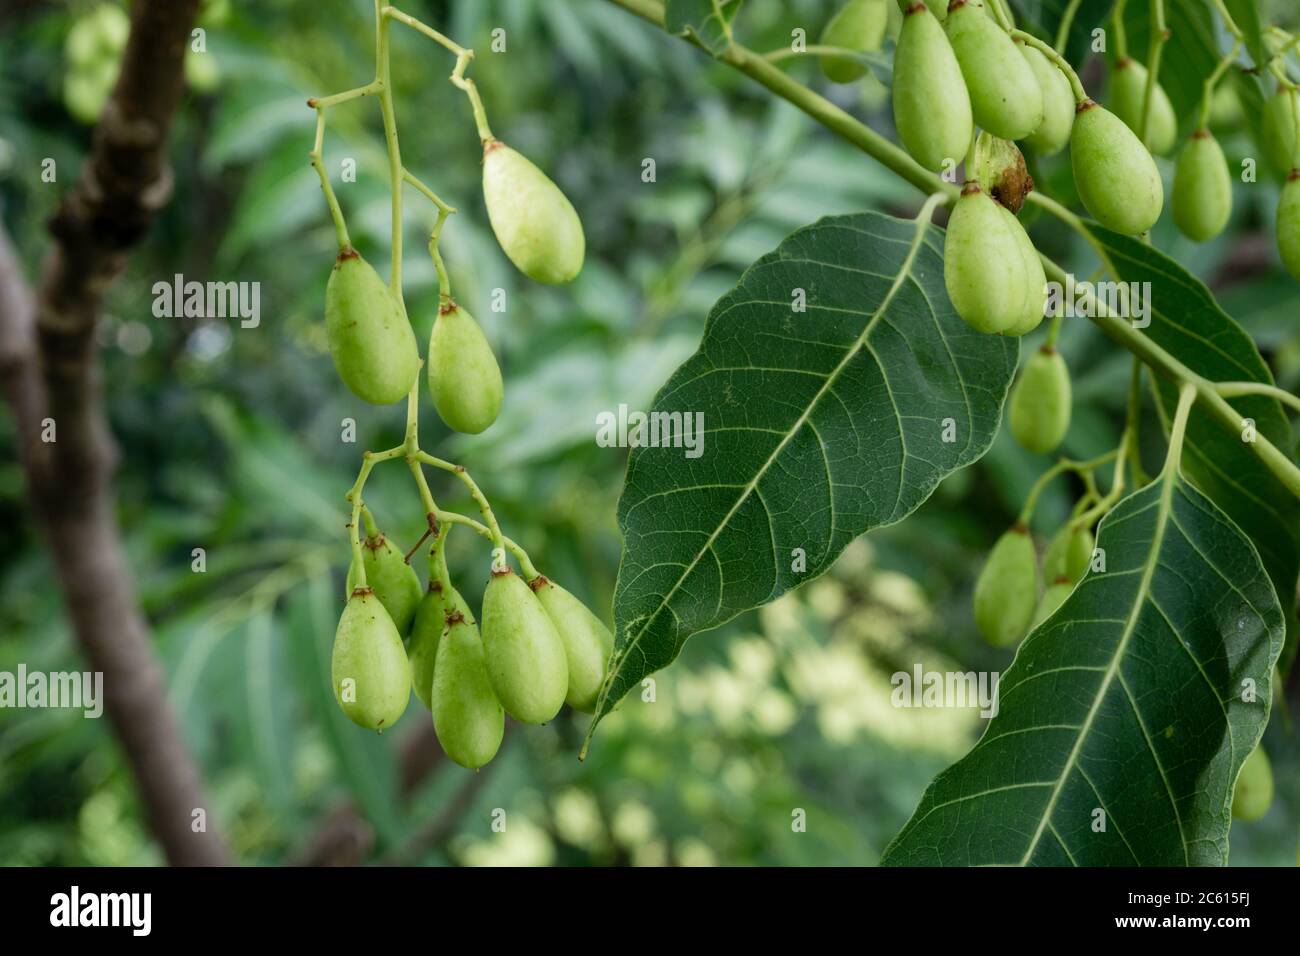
585 211 1019 744
883 470 1284 866
664 0 742 56
1084 224 1300 671
1223 0 1268 69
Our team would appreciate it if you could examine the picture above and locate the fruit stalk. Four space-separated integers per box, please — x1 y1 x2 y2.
1138 0 1169 151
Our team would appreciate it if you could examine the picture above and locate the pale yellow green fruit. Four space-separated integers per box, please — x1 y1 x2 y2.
1262 85 1299 176
1109 58 1177 155
997 205 1047 336
482 141 584 284
427 301 503 435
346 533 422 635
1232 744 1274 822
431 616 505 770
893 3 972 172
324 250 420 405
481 569 569 724
1020 42 1074 155
944 186 1041 334
973 526 1038 646
1071 100 1164 235
1032 579 1073 628
529 575 613 713
819 0 889 83
1172 130 1232 242
1043 523 1094 584
1277 174 1300 281
332 590 411 731
944 0 1042 141
1008 346 1071 453
408 583 474 710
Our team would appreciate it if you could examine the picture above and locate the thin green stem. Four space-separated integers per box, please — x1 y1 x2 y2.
415 452 507 564
763 44 869 64
1055 0 1084 53
1208 0 1244 41
438 511 538 578
1216 381 1300 415
344 447 404 585
989 0 1014 33
451 53 494 142
1162 384 1198 478
1011 30 1088 103
1199 40 1240 129
1112 0 1129 61
308 112 351 249
1126 358 1151 487
1018 450 1121 526
1139 0 1168 149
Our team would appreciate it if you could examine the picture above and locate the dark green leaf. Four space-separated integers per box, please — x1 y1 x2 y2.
1085 224 1300 672
588 211 1019 743
664 0 743 56
1223 0 1267 69
1011 0 1114 66
883 470 1284 865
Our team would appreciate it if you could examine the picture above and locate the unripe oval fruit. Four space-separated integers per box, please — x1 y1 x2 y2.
481 569 569 723
1109 58 1177 155
431 616 505 769
819 0 889 83
427 301 503 435
973 525 1038 646
997 204 1047 336
1043 523 1094 584
893 3 972 172
331 589 411 731
1231 744 1274 822
1032 577 1073 628
1008 346 1071 453
1262 85 1299 176
1070 100 1164 235
529 576 614 713
1172 129 1232 242
944 186 1037 334
1276 174 1300 281
408 583 474 710
482 141 584 284
1019 42 1074 155
325 250 420 405
346 533 423 635
944 1 1043 141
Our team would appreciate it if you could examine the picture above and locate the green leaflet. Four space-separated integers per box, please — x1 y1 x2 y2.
883 472 1284 866
585 211 1018 748
1084 225 1300 673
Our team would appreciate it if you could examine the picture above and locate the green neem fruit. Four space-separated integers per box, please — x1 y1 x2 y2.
427 301 503 434
1276 174 1300 281
945 1 1042 141
1172 129 1232 242
1032 577 1073 628
346 533 423 635
1008 346 1071 453
1043 522 1095 584
1232 744 1274 822
973 525 1038 646
819 0 889 84
997 204 1047 336
529 575 613 713
324 250 419 405
1109 58 1177 155
408 583 474 710
944 185 1037 334
1262 85 1299 176
482 140 584 284
1019 42 1074 155
893 3 972 172
331 589 411 731
431 614 505 769
1071 100 1164 235
94 4 130 51
481 569 569 724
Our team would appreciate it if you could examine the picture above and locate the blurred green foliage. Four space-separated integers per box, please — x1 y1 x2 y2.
0 0 1295 866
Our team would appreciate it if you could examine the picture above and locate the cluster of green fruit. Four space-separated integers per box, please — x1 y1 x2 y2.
323 140 583 434
332 520 613 769
973 513 1094 648
63 1 223 124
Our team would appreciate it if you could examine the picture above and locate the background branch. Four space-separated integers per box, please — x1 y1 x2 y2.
0 0 230 866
